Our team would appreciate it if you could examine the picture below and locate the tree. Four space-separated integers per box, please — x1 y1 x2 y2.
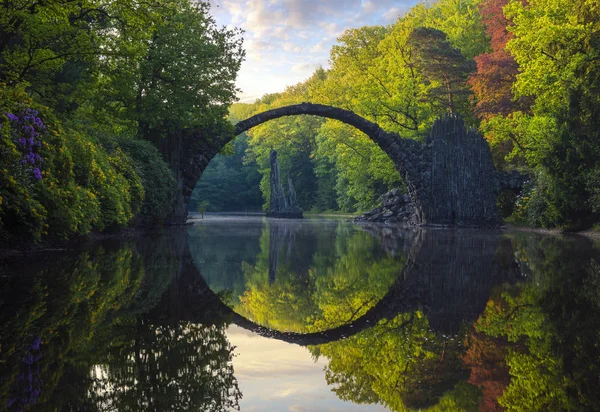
92 0 244 221
500 0 600 227
243 76 325 211
465 0 531 170
198 200 209 218
407 27 475 116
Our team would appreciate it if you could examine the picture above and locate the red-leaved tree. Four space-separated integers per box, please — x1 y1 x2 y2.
468 0 529 120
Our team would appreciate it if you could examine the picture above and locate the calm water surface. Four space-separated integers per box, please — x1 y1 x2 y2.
1 216 599 411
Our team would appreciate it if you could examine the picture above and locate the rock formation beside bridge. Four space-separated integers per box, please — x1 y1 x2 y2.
358 114 501 226
356 188 418 226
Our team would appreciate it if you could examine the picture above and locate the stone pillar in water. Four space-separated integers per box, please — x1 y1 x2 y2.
267 149 303 218
269 149 288 212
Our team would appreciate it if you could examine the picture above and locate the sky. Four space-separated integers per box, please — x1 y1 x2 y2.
210 0 421 103
227 324 390 411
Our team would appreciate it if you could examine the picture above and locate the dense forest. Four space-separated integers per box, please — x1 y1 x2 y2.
1 0 600 245
194 0 600 229
0 0 243 245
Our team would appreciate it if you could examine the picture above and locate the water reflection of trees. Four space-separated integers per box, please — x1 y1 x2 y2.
0 233 241 411
234 220 405 333
463 234 600 412
88 320 240 411
299 232 600 412
311 313 480 411
2 226 600 412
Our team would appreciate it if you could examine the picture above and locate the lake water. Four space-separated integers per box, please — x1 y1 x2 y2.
1 216 599 411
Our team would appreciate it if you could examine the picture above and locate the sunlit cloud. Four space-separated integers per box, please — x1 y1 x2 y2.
226 325 390 411
383 6 405 22
283 42 304 52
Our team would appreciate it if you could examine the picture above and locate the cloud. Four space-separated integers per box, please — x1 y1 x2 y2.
283 42 304 52
291 62 315 73
283 0 363 28
310 40 328 53
212 0 421 101
383 7 405 22
246 39 275 53
361 0 377 14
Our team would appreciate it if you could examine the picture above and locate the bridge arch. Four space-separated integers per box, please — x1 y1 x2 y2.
180 103 500 226
184 103 428 223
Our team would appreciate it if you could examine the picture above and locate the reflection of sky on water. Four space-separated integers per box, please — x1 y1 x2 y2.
226 325 389 411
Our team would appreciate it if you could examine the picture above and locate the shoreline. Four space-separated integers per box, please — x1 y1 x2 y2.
0 225 187 262
501 224 600 239
2 218 598 261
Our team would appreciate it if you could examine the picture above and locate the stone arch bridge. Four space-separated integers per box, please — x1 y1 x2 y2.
174 103 501 226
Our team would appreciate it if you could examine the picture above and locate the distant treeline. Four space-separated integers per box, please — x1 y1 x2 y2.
195 0 600 228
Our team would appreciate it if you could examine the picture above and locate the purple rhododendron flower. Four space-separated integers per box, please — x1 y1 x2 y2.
31 337 41 350
9 108 45 181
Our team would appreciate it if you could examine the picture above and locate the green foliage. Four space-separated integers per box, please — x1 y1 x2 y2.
243 83 325 211
315 312 474 411
191 133 263 212
474 0 600 228
233 221 403 332
407 27 476 116
232 0 486 214
0 88 47 241
468 234 600 411
0 234 241 410
0 84 176 243
117 137 176 223
97 1 244 138
0 0 243 241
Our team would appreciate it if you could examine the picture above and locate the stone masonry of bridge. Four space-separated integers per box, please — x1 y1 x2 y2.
175 103 501 226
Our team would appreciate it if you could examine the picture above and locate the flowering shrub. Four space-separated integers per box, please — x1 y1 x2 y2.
0 86 47 241
0 84 173 244
6 108 45 182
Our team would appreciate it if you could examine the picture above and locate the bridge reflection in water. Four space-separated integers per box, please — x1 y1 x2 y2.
165 221 523 345
2 219 600 411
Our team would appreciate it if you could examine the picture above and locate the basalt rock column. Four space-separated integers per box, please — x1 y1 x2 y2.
267 149 303 219
424 115 501 226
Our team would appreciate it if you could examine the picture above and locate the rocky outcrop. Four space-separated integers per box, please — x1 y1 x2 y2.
425 114 500 226
356 188 419 226
266 149 303 219
498 170 529 192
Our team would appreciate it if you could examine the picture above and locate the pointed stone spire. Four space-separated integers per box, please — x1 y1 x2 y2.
267 149 303 218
